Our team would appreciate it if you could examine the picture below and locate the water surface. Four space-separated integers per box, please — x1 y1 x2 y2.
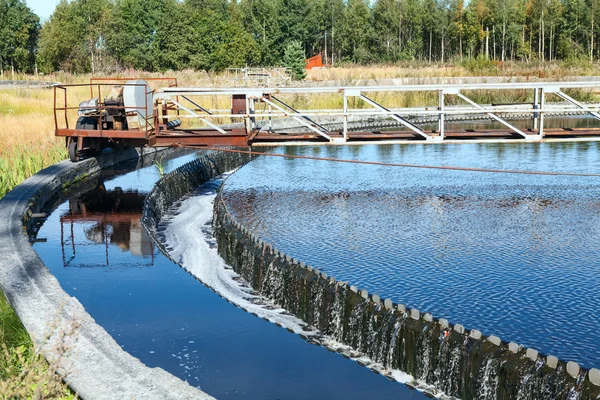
33 151 421 399
222 142 600 369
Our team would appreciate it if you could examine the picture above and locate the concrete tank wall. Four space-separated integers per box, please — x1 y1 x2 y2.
143 151 600 399
0 147 214 400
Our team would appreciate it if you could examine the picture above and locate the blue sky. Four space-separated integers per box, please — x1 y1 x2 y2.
26 0 60 20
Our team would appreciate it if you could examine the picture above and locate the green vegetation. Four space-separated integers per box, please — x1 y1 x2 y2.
0 295 75 399
0 144 67 198
154 155 166 177
283 41 307 80
3 0 600 75
0 84 68 396
0 0 39 75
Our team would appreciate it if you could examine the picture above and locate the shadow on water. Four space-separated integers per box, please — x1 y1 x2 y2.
32 152 424 399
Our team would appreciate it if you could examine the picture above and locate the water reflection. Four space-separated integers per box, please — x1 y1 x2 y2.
33 152 420 399
60 183 154 268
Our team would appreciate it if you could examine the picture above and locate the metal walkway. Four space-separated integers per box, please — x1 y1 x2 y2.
54 80 600 152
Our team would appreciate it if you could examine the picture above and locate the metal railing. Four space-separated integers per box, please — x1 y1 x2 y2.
154 81 600 142
53 82 155 135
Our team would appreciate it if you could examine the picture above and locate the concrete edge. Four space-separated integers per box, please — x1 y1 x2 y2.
0 148 214 400
212 192 600 398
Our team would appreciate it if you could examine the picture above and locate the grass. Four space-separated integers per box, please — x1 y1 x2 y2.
0 295 75 399
305 59 600 81
0 87 68 198
0 82 72 397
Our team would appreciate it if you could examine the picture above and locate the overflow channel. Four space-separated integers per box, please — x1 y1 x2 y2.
30 149 425 399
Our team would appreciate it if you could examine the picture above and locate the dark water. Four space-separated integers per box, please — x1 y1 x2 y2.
222 142 600 369
32 152 421 399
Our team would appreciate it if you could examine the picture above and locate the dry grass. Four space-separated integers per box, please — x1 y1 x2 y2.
0 88 67 198
305 60 600 82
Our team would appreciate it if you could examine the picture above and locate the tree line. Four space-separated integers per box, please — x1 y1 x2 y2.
2 0 600 75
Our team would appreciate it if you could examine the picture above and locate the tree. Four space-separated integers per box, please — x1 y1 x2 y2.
27 0 600 72
341 0 375 63
37 0 111 74
282 40 306 80
239 0 283 65
211 6 261 71
373 0 402 61
104 0 175 71
0 0 39 75
401 0 424 59
280 0 320 55
449 0 466 59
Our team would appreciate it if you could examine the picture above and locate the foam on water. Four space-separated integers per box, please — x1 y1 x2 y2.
161 176 316 335
160 176 451 398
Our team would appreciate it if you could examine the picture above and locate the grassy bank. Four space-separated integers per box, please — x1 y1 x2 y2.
0 81 71 397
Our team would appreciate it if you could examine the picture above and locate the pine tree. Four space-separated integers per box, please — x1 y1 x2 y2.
282 40 306 80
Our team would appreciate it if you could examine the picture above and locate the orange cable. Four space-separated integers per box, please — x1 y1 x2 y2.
197 146 600 178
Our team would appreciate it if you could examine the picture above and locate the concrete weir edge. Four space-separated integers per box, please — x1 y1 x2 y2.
142 151 600 400
212 201 600 399
0 148 214 400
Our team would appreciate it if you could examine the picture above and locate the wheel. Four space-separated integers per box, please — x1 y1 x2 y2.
68 139 79 162
75 116 98 130
73 117 101 161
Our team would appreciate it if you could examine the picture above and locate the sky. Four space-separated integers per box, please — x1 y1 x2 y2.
26 0 60 21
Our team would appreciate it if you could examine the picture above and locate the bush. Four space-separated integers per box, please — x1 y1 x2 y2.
460 55 500 74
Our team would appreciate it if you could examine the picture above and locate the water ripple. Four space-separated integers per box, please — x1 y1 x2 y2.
222 142 600 369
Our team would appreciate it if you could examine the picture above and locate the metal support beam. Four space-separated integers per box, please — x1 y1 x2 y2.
169 99 226 134
271 96 330 133
539 88 545 138
358 94 432 140
268 103 273 132
553 90 600 121
260 97 333 141
244 95 252 134
343 94 348 140
249 97 256 130
181 95 212 115
455 92 531 139
439 90 445 141
533 88 539 130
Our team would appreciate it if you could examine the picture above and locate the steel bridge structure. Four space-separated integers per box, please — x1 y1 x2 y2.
54 80 600 155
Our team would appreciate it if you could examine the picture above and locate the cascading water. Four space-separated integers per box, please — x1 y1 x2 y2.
142 151 600 400
476 356 499 399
